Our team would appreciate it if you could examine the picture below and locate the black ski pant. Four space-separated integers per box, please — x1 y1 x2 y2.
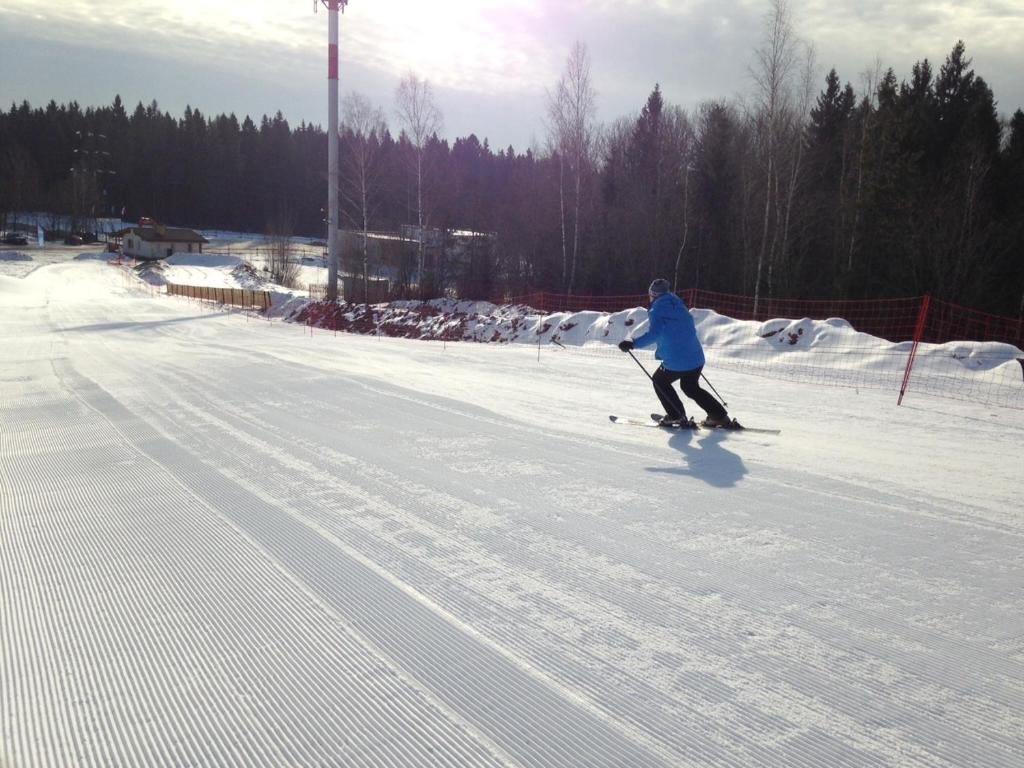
652 365 728 421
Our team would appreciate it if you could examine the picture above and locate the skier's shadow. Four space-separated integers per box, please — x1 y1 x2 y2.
645 429 748 488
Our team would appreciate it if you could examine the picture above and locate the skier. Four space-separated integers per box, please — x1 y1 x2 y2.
617 278 732 427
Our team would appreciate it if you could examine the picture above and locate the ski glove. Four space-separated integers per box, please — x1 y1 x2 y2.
618 340 634 352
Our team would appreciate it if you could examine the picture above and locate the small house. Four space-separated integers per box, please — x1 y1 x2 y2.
121 224 208 260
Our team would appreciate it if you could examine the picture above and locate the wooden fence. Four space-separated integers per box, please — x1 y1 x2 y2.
166 282 272 312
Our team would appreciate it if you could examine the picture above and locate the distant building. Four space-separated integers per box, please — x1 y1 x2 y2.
120 224 208 260
340 226 496 289
399 224 444 249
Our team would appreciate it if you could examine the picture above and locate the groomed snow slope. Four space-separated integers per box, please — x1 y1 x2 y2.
2 258 1023 767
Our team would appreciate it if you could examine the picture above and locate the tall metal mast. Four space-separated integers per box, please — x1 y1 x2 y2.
321 0 348 302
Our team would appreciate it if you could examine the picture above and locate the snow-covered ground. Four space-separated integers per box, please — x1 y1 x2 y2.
2 251 1023 767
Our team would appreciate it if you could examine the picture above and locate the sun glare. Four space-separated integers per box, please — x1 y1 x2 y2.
7 0 551 92
354 0 546 90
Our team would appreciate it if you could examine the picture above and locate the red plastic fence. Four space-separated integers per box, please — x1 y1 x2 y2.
296 289 1022 410
687 291 930 344
500 290 1023 348
922 297 1024 347
494 290 1023 410
898 296 1024 408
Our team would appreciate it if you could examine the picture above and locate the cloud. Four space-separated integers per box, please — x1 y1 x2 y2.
529 1 763 122
795 0 1024 112
2 0 1021 152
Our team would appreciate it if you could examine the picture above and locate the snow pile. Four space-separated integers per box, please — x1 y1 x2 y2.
230 262 269 290
134 260 167 287
132 255 295 308
120 250 1021 393
284 296 654 347
286 297 1019 359
945 343 1024 371
755 317 829 347
0 274 47 307
701 314 881 354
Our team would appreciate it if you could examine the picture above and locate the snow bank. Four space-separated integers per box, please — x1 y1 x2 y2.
126 245 1020 393
282 295 1023 366
0 274 46 307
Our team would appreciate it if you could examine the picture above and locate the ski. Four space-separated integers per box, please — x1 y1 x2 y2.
608 414 781 435
653 413 782 435
609 415 697 429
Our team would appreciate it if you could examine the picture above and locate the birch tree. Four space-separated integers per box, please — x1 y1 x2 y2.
342 91 387 302
775 42 817 292
546 41 597 297
672 112 696 292
394 72 442 294
749 0 798 313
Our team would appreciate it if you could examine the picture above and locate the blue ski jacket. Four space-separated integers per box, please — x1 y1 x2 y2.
630 292 705 371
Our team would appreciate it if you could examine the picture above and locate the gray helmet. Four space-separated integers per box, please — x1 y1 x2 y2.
648 278 671 301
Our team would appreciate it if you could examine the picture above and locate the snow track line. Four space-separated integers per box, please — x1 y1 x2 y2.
128 360 1024 768
30 359 674 768
748 463 1024 541
193 332 1023 541
4 373 516 765
119 373 764 766
167 359 1024 686
244 331 1024 537
78 345 792 766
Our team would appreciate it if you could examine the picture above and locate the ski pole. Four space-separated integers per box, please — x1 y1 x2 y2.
700 372 728 408
627 349 687 420
626 349 657 381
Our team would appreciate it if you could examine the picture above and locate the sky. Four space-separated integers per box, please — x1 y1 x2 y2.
2 1 1023 152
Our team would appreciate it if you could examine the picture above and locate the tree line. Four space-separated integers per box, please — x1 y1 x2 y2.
1 6 1022 315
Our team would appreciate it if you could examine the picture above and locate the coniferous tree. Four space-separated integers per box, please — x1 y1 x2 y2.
1 45 1022 315
805 69 855 291
691 101 748 293
630 85 667 276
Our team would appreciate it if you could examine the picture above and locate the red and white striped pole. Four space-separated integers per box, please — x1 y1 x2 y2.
324 0 348 302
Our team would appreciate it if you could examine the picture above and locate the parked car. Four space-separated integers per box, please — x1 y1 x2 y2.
2 231 29 245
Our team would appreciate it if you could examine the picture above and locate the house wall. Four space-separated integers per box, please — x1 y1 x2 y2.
121 236 157 260
123 233 202 260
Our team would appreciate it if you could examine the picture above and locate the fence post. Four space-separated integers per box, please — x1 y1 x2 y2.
898 294 931 406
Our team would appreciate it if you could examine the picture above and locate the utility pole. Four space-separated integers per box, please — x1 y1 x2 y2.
318 0 349 302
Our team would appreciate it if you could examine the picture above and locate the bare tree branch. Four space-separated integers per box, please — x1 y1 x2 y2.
395 72 443 294
546 41 597 297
